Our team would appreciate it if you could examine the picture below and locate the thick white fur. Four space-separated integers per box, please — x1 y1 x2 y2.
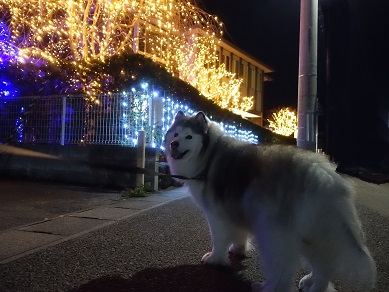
165 112 376 292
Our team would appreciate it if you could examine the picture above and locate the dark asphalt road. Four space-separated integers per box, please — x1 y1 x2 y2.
0 194 389 292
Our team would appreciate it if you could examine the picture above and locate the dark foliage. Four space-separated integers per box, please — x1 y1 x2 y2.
2 52 294 144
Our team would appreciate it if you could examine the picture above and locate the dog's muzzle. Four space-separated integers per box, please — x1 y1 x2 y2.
170 141 189 159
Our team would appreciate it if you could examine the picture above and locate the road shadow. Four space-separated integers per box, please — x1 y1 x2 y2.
68 264 252 292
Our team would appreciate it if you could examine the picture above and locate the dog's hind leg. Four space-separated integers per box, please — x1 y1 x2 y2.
253 224 301 292
229 228 249 257
299 241 336 292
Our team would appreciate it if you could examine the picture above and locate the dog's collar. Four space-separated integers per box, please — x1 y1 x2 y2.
170 174 206 181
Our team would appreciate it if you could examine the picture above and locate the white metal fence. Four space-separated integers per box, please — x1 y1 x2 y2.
0 90 258 147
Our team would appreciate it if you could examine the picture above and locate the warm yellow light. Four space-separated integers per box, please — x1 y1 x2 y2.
3 0 254 112
267 107 298 137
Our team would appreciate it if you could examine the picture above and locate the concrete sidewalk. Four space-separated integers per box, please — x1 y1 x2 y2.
0 187 188 264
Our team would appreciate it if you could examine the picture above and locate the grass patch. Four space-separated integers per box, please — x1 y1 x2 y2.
121 183 153 198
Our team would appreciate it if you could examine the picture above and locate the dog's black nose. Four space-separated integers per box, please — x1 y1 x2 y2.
170 141 179 149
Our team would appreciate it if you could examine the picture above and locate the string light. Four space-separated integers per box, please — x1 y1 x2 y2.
2 0 254 112
120 81 258 148
15 107 24 142
0 21 19 98
267 107 298 137
0 21 17 64
160 94 258 145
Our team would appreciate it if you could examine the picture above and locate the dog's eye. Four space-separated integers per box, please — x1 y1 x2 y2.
186 135 193 139
174 133 178 137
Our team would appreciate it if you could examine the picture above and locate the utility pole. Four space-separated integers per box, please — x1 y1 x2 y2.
297 0 318 151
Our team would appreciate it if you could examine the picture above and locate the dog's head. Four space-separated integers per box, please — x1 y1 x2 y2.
164 111 210 175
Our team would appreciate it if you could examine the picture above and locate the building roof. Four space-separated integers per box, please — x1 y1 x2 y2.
219 38 274 74
188 26 273 74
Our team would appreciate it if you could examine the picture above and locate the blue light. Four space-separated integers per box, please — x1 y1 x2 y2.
0 78 18 99
0 21 18 65
15 107 25 142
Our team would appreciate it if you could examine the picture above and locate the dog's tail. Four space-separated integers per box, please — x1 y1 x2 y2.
336 198 377 290
341 226 376 289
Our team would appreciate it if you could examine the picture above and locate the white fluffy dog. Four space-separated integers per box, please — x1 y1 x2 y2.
164 111 376 292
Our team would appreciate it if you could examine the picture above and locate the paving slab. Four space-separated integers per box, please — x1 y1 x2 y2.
0 230 64 261
70 206 140 220
134 195 180 203
18 217 112 236
0 186 189 265
110 199 163 210
158 187 189 197
0 179 122 231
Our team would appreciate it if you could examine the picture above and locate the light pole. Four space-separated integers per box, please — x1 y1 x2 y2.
297 0 318 151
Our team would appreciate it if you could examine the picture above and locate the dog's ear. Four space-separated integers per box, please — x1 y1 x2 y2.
174 111 185 121
195 111 209 127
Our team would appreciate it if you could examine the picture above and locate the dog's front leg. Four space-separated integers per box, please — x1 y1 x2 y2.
201 213 232 266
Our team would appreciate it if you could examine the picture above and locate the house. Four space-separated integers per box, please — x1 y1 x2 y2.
217 38 273 126
131 6 273 127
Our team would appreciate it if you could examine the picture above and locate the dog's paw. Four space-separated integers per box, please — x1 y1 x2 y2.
228 244 247 258
299 273 313 291
200 252 230 266
299 273 336 292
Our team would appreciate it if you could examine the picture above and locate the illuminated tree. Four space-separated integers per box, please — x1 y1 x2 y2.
0 20 17 65
2 0 143 98
1 0 253 111
176 37 253 111
267 107 298 137
0 21 18 97
3 1 141 61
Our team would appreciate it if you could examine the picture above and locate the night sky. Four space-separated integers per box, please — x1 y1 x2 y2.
199 0 301 112
199 0 388 110
200 0 389 169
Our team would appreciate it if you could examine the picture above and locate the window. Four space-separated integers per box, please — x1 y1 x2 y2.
256 71 262 92
249 68 256 89
226 56 230 71
233 60 239 76
240 63 246 85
